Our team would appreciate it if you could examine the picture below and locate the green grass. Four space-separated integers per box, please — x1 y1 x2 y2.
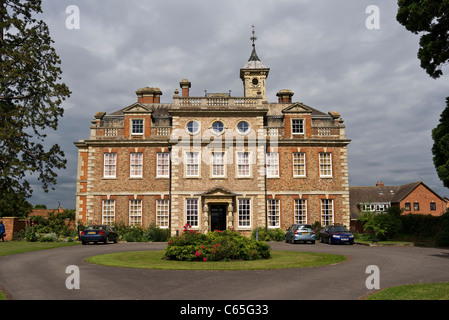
0 241 79 257
86 250 347 270
355 240 415 246
366 283 449 300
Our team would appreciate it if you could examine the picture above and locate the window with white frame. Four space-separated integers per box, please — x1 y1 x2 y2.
102 200 115 225
292 119 304 135
293 153 306 177
267 199 280 228
131 119 144 135
266 152 279 178
294 199 307 224
319 152 332 177
103 153 117 178
130 153 143 178
185 152 200 177
186 198 199 227
156 199 169 229
237 152 251 177
129 199 142 226
211 152 225 177
238 198 251 227
321 199 334 226
157 153 170 178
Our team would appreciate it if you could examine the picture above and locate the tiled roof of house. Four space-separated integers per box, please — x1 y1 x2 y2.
348 181 443 220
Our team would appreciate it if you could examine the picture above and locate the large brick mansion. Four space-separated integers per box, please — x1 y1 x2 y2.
74 30 351 235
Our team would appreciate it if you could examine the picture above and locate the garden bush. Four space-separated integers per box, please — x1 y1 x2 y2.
358 207 402 241
113 222 170 242
164 224 271 262
41 233 58 242
251 227 285 241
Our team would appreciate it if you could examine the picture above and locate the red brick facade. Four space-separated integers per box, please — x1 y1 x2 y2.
74 43 351 235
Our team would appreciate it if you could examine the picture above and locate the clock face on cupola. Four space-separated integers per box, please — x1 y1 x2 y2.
240 26 270 102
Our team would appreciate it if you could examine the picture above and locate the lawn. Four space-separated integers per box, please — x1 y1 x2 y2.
86 250 347 270
366 282 449 300
0 241 79 257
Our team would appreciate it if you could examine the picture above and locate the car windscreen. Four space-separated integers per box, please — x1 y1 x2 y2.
330 226 348 232
297 225 313 230
85 225 105 230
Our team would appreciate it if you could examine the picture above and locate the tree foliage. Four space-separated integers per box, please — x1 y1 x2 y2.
432 97 449 189
0 0 71 216
397 0 449 79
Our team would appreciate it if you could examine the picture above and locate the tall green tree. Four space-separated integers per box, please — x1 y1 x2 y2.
397 0 449 189
432 97 449 189
0 0 71 217
397 0 449 79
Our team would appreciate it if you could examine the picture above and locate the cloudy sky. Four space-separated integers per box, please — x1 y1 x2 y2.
28 0 448 209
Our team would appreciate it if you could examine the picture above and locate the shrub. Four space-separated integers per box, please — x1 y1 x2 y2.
164 224 271 262
436 212 449 247
251 227 285 241
113 222 170 242
146 223 171 242
359 207 402 241
41 233 58 242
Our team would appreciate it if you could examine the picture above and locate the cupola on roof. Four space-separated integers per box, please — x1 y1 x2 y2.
242 25 268 69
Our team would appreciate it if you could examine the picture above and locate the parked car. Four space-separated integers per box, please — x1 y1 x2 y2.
80 225 118 245
285 224 316 244
320 225 354 245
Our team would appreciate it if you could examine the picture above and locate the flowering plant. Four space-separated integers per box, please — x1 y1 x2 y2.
163 224 271 262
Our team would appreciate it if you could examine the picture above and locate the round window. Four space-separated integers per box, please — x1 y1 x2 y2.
237 121 250 134
252 78 259 85
186 120 200 134
212 121 225 134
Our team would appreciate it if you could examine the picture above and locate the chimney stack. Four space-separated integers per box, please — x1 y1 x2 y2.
376 181 385 187
180 79 191 97
276 89 294 103
136 87 163 104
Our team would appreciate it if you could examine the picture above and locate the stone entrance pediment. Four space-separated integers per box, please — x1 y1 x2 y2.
200 187 237 198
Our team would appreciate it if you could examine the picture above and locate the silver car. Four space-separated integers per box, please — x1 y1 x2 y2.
285 224 316 244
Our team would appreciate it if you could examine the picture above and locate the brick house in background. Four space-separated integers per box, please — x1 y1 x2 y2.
349 181 447 224
74 30 351 235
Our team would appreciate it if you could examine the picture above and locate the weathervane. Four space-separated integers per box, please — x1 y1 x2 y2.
250 25 257 47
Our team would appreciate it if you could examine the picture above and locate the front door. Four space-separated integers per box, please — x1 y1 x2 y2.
210 205 227 231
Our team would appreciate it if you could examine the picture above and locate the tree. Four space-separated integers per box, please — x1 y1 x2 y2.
432 97 449 189
0 0 71 216
397 0 449 79
397 1 449 189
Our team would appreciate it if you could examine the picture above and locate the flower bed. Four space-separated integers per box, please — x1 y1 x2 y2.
163 224 271 262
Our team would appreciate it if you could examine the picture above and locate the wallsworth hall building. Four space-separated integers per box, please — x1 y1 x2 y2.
74 31 351 235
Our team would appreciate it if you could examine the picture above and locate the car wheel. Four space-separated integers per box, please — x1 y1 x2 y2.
328 237 333 245
82 241 87 245
291 239 296 244
114 236 118 244
311 241 315 244
104 236 109 244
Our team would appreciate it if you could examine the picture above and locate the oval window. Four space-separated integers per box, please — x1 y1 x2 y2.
186 120 200 134
237 121 250 134
212 121 225 134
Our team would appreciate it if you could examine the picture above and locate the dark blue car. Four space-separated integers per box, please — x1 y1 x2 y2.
80 225 118 245
319 225 354 245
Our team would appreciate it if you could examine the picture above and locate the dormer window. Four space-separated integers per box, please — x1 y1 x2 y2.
292 119 304 135
131 119 144 135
